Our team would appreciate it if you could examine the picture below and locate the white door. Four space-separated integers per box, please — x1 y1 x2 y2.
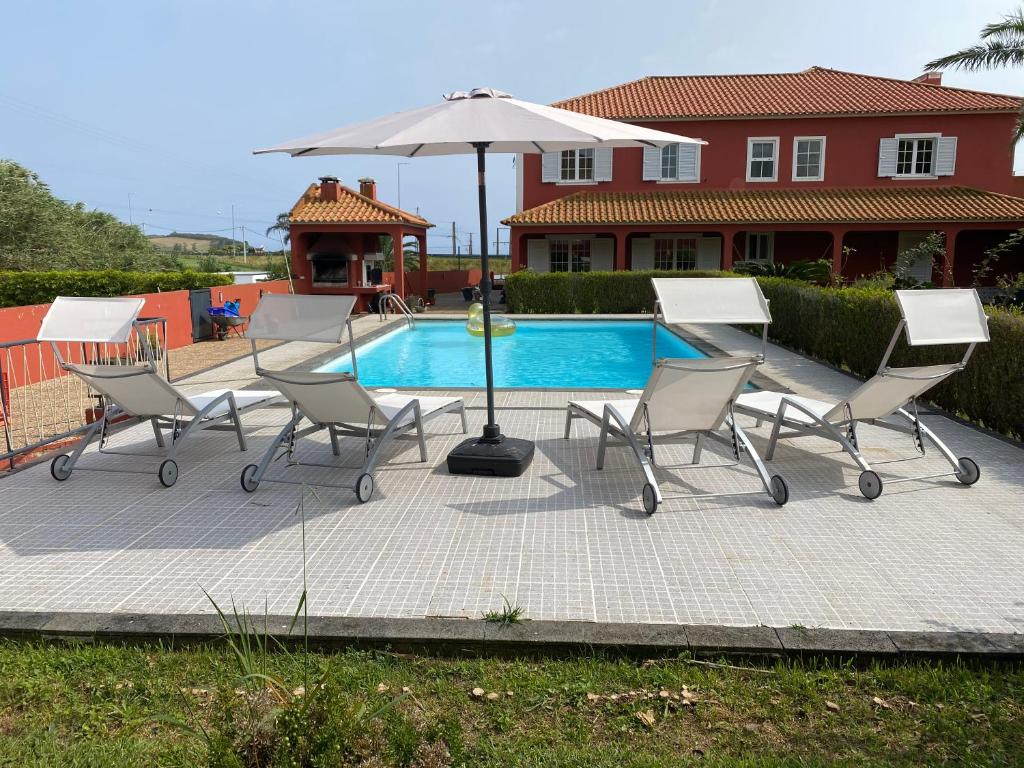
897 231 933 283
696 237 721 270
590 238 614 271
631 238 654 270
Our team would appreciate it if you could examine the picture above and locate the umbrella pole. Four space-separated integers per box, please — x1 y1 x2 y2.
476 142 500 441
444 143 535 477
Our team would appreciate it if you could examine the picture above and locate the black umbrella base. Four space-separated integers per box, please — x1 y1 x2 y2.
446 434 535 477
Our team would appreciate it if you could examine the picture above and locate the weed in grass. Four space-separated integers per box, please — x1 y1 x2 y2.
482 595 525 626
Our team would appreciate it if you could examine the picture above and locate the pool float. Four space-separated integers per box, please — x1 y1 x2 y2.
466 302 517 337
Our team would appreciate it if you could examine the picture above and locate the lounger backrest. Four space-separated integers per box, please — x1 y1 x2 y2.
824 363 963 422
651 278 771 325
261 371 379 426
247 294 358 343
65 364 196 418
635 357 759 433
896 289 989 346
37 296 146 343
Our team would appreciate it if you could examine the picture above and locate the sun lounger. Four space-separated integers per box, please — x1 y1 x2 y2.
735 289 990 499
239 294 467 502
37 296 281 487
565 278 788 514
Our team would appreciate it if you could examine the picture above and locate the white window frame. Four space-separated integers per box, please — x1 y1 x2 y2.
658 144 701 184
792 136 826 182
549 238 592 272
745 232 774 263
893 133 940 179
558 148 597 185
746 137 779 182
653 236 699 271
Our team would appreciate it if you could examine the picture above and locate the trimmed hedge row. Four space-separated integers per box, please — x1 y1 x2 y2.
505 270 736 313
504 270 1023 439
755 277 1024 440
0 270 234 308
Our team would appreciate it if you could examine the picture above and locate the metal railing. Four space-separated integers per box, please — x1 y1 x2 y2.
0 317 169 470
378 293 417 328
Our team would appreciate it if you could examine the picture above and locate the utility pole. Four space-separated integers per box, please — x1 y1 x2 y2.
468 232 473 260
241 226 247 263
127 192 134 225
231 204 236 261
451 222 457 269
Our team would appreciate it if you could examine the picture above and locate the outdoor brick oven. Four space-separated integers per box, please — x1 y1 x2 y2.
286 176 432 312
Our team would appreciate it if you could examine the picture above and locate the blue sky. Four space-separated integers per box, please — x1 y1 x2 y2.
1 0 1020 255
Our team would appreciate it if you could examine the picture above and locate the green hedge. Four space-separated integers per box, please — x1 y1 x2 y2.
0 270 234 308
505 270 737 313
756 277 1024 440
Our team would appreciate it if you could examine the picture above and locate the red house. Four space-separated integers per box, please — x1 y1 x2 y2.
504 67 1024 287
288 176 432 311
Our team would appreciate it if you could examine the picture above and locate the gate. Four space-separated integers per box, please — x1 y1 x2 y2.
189 289 213 342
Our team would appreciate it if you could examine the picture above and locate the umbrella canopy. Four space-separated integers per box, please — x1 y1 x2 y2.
255 88 703 157
255 88 705 477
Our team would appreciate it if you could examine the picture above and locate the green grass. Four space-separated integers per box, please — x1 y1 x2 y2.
0 640 1021 767
482 595 525 625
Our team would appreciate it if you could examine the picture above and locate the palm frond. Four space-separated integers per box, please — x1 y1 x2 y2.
980 10 1024 41
1015 108 1024 144
925 40 1024 72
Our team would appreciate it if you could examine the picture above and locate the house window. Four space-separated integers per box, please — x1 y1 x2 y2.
560 149 595 182
654 237 698 270
896 137 935 176
660 144 679 180
793 137 825 181
746 137 778 182
550 239 591 272
746 232 773 262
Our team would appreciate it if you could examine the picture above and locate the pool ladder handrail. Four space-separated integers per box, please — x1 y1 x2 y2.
379 293 416 329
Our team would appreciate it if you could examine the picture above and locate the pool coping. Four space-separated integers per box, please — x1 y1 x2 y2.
2 610 1021 660
299 314 787 394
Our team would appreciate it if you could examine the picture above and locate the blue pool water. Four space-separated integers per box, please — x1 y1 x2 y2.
319 320 705 389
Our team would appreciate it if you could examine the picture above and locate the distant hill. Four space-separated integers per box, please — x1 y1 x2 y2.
148 232 237 253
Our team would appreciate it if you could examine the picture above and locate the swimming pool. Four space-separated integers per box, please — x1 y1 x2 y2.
319 320 706 389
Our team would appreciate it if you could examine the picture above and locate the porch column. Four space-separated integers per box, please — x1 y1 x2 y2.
939 226 958 287
392 227 405 298
830 228 846 277
418 232 428 298
510 232 523 272
615 232 628 271
719 227 738 270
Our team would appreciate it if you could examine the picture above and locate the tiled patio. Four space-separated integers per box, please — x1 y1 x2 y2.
1 315 1022 635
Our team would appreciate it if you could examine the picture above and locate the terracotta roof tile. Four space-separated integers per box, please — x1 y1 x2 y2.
289 183 432 227
502 187 1024 226
553 67 1022 120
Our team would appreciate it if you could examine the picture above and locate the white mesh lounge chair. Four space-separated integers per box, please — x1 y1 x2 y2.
38 296 281 487
239 293 467 502
565 278 789 515
735 289 990 499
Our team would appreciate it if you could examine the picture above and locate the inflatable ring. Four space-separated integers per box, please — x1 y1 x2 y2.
467 316 517 337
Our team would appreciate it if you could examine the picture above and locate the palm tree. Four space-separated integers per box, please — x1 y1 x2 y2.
265 212 291 244
925 9 1024 141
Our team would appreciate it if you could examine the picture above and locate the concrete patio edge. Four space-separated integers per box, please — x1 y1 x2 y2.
1 612 1021 659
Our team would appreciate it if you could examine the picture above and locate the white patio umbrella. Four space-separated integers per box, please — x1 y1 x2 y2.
255 88 703 477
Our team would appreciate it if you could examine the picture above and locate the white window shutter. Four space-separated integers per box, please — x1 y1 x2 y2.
590 238 614 271
595 148 613 181
541 152 559 183
642 146 661 180
936 137 957 176
678 143 699 182
696 237 721 269
878 138 898 177
631 238 654 270
527 239 550 272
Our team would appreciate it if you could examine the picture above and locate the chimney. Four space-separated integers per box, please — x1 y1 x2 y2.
913 71 943 86
358 177 377 200
319 175 341 202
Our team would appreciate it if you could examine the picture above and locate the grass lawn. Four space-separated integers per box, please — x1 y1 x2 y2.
0 640 1021 767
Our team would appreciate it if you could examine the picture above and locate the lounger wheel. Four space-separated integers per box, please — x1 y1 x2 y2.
50 454 72 481
239 464 260 493
858 470 883 500
355 473 374 504
158 459 179 488
641 483 658 516
769 475 789 506
955 456 980 486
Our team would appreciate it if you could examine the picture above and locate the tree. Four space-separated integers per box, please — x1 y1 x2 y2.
0 159 175 271
925 8 1024 141
379 235 422 272
265 212 291 245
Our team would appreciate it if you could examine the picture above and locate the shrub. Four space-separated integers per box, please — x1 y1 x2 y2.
505 269 736 313
756 277 1024 440
0 269 233 308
